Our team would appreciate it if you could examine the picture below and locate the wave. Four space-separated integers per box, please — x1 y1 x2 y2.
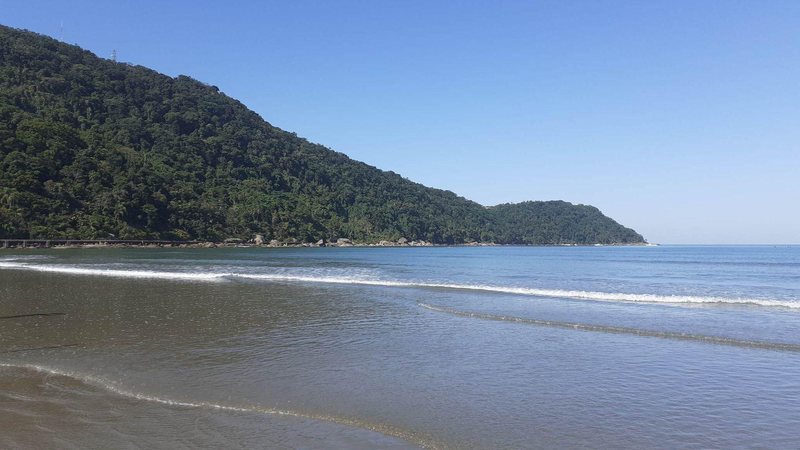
0 255 54 261
418 303 800 352
0 262 228 282
0 363 434 449
237 274 800 309
2 261 798 309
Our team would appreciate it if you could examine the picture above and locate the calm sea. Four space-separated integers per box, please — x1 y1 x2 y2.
1 245 799 448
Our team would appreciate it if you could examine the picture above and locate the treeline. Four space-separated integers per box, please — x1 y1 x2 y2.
0 25 644 245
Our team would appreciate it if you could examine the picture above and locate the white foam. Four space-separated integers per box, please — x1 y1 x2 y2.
0 255 54 262
0 262 227 282
2 261 797 309
237 273 800 309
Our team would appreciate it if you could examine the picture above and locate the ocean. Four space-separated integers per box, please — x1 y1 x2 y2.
1 245 799 448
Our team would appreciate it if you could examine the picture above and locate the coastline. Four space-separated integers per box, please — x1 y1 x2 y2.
0 238 652 250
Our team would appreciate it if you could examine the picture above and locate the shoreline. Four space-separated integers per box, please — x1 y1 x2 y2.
0 238 653 250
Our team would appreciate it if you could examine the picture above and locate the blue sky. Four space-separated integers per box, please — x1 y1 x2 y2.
3 1 799 243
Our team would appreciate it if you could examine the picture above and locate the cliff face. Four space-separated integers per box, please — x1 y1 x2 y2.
0 25 644 244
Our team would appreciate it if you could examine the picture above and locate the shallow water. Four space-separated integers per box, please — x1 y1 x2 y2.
1 246 799 448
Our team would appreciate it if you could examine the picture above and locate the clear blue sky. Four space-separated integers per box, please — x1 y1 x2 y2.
3 1 799 243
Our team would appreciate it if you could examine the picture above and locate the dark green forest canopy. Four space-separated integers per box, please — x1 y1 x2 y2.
0 25 644 244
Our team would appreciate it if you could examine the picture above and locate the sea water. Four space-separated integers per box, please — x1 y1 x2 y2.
1 245 799 448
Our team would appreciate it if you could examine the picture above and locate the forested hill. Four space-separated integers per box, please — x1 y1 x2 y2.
0 25 645 245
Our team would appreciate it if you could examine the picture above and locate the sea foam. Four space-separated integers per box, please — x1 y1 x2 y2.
0 261 227 281
237 273 800 309
2 261 797 309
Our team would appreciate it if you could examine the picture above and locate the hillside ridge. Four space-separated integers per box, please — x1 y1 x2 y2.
0 25 644 245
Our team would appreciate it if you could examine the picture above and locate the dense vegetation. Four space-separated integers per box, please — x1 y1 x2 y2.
0 25 644 244
487 201 643 245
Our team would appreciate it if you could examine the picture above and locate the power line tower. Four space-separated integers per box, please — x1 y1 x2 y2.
111 49 117 62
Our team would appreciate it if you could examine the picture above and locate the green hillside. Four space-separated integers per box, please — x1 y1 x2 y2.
0 25 644 245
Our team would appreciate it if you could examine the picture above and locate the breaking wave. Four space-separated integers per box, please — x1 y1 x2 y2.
2 261 798 309
0 261 227 281
239 274 800 309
